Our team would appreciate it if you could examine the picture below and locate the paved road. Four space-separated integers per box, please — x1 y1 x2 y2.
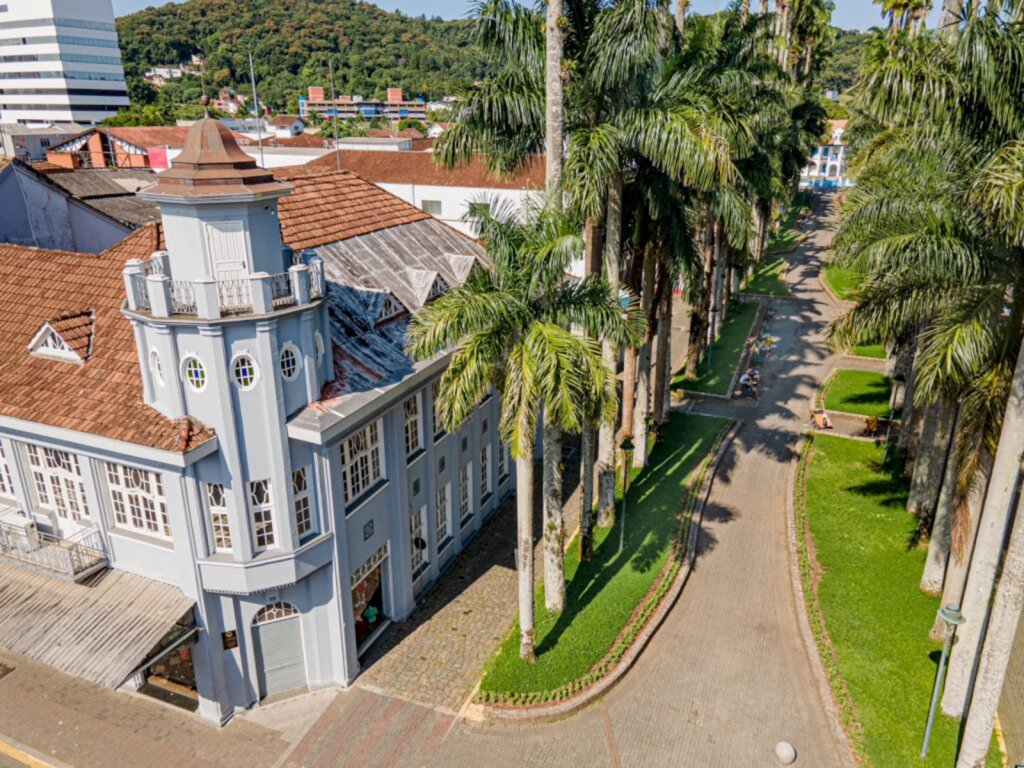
0 196 850 768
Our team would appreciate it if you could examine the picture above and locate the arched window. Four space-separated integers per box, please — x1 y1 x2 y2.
253 601 299 625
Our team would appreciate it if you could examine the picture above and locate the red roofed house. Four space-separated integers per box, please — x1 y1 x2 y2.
0 119 509 724
45 126 256 171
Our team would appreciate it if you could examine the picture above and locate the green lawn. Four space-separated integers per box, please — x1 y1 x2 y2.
743 256 790 296
766 191 810 254
823 369 891 418
673 301 758 395
800 436 1001 767
851 342 886 360
823 263 863 301
479 413 730 697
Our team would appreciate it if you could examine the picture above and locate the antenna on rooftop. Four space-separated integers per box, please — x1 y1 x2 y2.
248 51 265 169
329 58 341 173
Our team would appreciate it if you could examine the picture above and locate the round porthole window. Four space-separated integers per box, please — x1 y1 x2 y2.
231 354 259 390
280 344 299 381
148 349 164 387
181 356 207 392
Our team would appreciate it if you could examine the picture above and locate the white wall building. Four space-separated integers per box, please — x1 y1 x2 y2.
305 150 545 236
800 119 852 189
0 0 129 126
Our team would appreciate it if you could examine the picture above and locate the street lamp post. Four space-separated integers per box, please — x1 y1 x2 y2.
921 604 966 759
619 436 635 554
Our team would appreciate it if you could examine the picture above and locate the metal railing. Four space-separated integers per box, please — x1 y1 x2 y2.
0 519 107 581
170 280 197 315
308 261 326 299
129 273 151 310
270 272 295 308
217 279 252 315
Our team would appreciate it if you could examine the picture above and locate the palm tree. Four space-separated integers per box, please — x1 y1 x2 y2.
407 205 644 661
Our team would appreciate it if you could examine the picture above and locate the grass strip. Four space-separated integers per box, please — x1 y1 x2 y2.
798 435 1001 767
672 301 758 396
478 413 730 703
823 264 863 302
743 256 790 297
821 369 891 418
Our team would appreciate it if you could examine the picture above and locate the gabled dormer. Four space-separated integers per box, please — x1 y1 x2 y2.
378 293 408 325
426 274 449 302
28 311 95 365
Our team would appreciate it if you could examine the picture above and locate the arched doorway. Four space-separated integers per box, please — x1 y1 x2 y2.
252 602 306 700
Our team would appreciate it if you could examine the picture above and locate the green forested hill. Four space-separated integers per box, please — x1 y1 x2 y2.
116 0 488 110
820 27 872 93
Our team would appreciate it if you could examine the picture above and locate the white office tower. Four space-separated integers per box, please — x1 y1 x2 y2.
0 0 129 126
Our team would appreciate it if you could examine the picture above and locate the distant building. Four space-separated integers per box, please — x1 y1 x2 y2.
0 122 86 161
800 120 851 189
47 125 257 170
305 150 546 236
298 87 428 124
0 0 129 125
143 66 184 87
268 115 307 138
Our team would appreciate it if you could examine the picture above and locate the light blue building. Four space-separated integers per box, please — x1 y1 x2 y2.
0 119 512 723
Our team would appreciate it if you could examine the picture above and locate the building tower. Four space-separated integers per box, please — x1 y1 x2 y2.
122 118 335 721
0 0 129 126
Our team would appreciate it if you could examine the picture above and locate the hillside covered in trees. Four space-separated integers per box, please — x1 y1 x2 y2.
116 0 489 110
818 27 871 93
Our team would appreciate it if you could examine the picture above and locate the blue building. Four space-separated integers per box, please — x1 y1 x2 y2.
0 119 512 723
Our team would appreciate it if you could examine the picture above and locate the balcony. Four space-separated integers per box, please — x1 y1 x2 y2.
0 517 108 583
123 251 326 320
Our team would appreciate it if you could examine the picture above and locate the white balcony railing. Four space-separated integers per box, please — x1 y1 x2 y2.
0 519 108 582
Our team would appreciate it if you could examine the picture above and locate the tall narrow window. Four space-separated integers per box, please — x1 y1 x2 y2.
206 483 232 553
340 420 384 505
106 462 170 539
0 442 14 498
480 443 492 500
404 393 422 457
431 378 445 437
459 462 471 524
409 505 427 575
498 442 510 481
249 479 276 551
292 466 313 538
27 445 89 521
435 482 451 545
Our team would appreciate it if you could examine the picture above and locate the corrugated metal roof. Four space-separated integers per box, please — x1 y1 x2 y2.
0 562 194 688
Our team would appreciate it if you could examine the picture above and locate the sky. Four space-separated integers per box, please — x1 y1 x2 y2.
110 0 911 32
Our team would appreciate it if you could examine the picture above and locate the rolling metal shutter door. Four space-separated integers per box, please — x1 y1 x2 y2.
253 617 305 699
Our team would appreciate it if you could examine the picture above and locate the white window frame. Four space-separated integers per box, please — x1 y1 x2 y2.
459 461 472 524
435 481 451 545
421 199 442 216
148 348 164 387
480 443 492 500
498 441 510 481
27 445 89 521
292 465 313 538
341 420 384 507
105 462 171 540
181 355 208 392
230 352 259 391
248 479 277 552
0 442 14 498
279 343 300 381
404 393 422 458
206 483 232 553
431 378 445 437
410 504 427 575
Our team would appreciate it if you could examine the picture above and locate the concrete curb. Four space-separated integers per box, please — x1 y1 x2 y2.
475 420 742 723
817 271 856 310
726 300 770 400
785 435 859 768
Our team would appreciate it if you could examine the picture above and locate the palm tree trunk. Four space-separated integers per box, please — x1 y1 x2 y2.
675 0 688 38
895 341 920 450
907 401 954 520
653 269 672 427
956 472 1024 767
931 473 987 640
580 216 604 561
708 220 724 343
941 0 964 34
542 418 565 613
943 338 1024 717
632 244 658 469
516 451 536 661
598 173 624 527
544 0 564 201
686 208 715 378
921 407 959 595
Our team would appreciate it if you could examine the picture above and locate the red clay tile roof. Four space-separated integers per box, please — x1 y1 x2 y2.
269 115 304 127
28 161 72 174
0 226 213 453
45 311 95 359
304 150 545 190
369 128 423 140
104 126 255 150
272 168 431 250
268 133 332 149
